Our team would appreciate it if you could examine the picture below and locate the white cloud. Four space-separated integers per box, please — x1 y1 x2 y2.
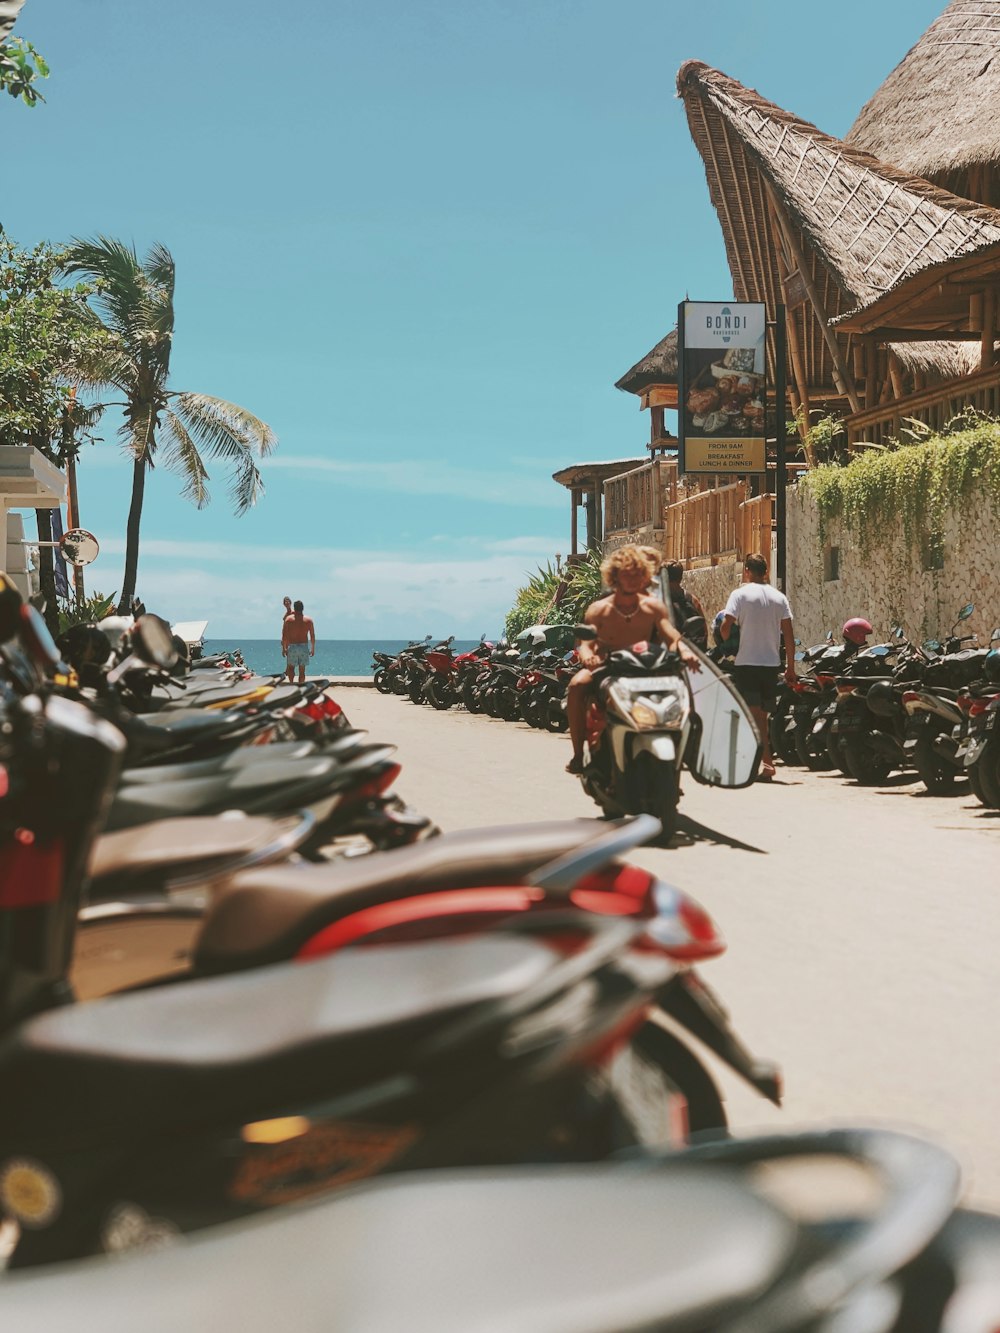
266 455 562 508
87 543 563 638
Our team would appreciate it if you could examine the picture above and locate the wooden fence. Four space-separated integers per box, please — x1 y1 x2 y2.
603 457 775 566
845 363 1000 447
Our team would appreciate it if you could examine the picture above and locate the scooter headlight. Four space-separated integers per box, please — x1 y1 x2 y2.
630 702 659 728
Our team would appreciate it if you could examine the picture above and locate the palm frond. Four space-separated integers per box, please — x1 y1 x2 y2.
60 236 145 338
160 408 210 508
171 391 276 457
169 391 272 513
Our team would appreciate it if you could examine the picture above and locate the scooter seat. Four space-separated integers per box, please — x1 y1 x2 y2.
118 730 367 787
0 939 556 1141
0 1161 796 1332
105 754 349 832
195 819 622 974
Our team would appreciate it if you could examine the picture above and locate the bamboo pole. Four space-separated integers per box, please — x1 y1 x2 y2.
763 182 861 412
982 287 996 369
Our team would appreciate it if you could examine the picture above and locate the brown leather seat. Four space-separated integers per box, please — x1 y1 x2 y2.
194 819 609 973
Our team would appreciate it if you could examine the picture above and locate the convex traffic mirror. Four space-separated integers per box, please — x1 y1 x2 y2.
60 529 100 567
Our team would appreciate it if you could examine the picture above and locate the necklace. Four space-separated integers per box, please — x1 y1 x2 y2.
611 598 641 623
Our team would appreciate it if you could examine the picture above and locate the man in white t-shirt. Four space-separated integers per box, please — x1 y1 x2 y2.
720 553 796 780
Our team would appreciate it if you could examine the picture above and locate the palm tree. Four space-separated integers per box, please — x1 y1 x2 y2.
61 236 276 612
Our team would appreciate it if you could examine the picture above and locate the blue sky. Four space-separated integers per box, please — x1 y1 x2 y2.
6 0 942 637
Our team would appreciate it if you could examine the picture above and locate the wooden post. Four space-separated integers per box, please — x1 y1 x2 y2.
982 288 996 369
888 352 905 401
650 405 665 447
65 454 85 610
570 488 579 556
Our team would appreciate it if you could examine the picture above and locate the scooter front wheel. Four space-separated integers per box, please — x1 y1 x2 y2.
633 753 679 846
373 667 393 695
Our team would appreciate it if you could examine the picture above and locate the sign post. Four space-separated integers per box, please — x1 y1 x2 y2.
677 301 768 477
772 304 788 593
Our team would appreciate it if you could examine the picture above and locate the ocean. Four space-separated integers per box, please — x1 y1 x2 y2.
202 639 481 677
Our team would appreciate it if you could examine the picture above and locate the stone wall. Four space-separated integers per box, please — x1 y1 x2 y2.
786 480 1000 647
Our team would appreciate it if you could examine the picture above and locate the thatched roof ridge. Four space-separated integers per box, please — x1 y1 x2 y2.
677 60 1000 306
677 59 1000 391
847 0 1000 183
615 327 678 394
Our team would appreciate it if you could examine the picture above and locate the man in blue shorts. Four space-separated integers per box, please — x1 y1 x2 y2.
719 553 796 780
281 599 316 684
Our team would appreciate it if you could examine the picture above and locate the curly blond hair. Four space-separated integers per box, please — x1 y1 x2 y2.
600 544 659 588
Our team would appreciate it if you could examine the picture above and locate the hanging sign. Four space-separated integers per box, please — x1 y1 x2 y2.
678 301 767 475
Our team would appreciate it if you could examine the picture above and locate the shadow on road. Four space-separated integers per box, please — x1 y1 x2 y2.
672 813 767 854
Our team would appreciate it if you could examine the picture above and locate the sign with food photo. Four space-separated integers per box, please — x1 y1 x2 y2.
678 301 767 475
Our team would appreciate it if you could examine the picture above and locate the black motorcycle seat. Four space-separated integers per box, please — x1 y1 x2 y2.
104 751 369 832
194 819 616 973
128 707 250 737
0 1163 797 1331
120 731 367 785
120 740 321 785
0 939 556 1142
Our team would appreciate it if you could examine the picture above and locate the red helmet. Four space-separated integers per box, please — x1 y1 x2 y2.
842 617 873 646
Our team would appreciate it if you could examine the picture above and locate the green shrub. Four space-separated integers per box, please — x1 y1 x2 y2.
801 411 1000 562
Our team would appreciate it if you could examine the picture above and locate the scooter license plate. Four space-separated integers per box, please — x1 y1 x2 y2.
987 713 998 732
965 738 985 766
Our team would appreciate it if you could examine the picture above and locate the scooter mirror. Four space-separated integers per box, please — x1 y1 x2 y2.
59 528 100 568
958 603 975 621
574 624 598 641
19 603 63 668
992 628 1000 642
826 630 834 642
133 614 179 670
893 626 905 640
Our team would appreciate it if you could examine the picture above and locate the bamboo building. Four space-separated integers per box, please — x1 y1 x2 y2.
558 2 1000 566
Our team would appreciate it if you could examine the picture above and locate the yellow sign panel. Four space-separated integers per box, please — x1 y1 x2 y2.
684 435 767 473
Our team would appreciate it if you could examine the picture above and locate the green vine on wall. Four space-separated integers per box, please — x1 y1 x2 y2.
801 410 1000 561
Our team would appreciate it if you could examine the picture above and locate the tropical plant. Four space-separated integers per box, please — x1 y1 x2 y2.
0 235 112 628
0 35 48 106
504 550 607 639
61 237 277 613
56 590 117 635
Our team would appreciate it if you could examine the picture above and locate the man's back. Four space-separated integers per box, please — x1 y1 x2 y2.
725 583 791 667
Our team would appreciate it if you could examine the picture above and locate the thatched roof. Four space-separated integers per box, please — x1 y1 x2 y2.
0 1 27 41
677 60 1000 390
615 327 678 395
847 0 1000 187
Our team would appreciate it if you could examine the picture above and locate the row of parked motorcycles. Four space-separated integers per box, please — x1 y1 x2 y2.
0 577 997 1328
372 627 576 731
766 604 1000 801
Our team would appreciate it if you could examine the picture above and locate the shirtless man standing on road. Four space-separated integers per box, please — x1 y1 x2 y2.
565 545 700 774
281 599 316 684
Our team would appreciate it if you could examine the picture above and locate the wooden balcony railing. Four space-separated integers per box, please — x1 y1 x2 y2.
845 363 1000 447
603 457 775 566
603 457 679 536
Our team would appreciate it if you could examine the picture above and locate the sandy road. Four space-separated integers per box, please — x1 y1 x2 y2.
340 688 1000 1205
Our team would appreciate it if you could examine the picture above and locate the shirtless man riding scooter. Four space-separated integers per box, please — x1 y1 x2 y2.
565 545 701 773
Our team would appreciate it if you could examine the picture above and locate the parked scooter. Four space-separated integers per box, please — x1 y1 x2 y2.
20 1127 999 1333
